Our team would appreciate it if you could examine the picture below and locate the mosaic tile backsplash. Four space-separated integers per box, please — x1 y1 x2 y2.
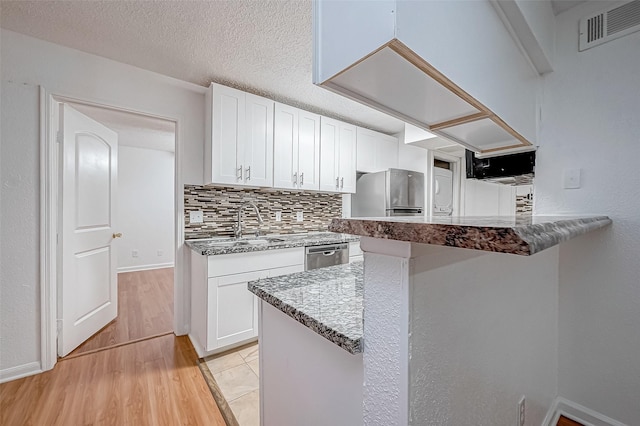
516 190 534 215
184 185 343 239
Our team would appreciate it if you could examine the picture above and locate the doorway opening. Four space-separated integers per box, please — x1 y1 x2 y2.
58 102 176 359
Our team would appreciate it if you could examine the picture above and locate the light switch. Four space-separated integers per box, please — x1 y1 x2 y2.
296 212 304 222
275 211 282 222
563 169 581 189
189 210 203 223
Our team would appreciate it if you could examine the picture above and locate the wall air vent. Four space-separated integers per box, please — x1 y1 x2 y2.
580 0 640 51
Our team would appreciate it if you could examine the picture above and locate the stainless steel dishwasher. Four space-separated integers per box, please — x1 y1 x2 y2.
305 243 349 271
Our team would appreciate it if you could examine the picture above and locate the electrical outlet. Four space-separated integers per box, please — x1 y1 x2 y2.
518 396 525 426
157 250 163 257
296 211 304 222
132 249 139 258
189 210 203 224
275 211 282 222
563 168 581 189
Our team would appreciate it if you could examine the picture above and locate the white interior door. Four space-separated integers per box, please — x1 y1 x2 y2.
59 104 119 356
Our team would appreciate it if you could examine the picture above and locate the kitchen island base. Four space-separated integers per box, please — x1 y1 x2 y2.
361 237 559 426
259 302 363 426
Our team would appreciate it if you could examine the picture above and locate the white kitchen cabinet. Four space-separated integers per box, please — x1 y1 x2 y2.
190 247 304 357
349 241 363 263
398 142 428 173
205 83 274 186
313 1 539 154
320 117 357 193
356 127 399 173
209 270 266 349
273 103 321 191
463 179 516 216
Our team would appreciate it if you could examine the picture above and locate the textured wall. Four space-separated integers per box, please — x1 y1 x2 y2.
0 81 41 377
534 3 640 424
409 245 558 425
184 185 342 239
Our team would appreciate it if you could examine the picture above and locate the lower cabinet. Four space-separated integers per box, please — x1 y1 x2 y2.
349 241 363 263
190 247 304 357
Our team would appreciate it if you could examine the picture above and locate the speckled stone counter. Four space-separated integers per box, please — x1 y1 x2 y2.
186 232 359 256
248 261 363 354
329 215 611 256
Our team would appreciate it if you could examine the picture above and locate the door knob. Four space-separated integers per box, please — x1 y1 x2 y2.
113 233 123 238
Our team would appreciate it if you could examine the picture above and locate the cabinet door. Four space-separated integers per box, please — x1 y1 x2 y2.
356 128 376 173
211 84 245 185
376 133 399 171
338 122 357 193
297 111 321 191
207 270 267 351
273 103 298 190
320 117 339 192
244 94 274 187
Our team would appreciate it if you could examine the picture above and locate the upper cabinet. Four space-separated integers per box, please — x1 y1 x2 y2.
320 117 357 193
273 103 321 191
356 127 398 173
313 0 541 154
205 83 274 186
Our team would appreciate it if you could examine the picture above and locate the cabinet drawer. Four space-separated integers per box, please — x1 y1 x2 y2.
208 247 304 277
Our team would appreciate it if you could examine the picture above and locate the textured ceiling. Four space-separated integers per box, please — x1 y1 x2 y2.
70 103 176 153
0 0 406 135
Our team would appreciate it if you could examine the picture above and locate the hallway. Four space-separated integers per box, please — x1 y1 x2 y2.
67 267 174 358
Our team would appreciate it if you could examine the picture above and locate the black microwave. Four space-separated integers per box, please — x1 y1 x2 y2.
465 149 536 182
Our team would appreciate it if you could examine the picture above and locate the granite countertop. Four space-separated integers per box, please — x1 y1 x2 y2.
186 232 359 256
329 215 612 256
248 261 363 354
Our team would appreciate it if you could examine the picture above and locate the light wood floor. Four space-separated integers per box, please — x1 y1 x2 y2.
0 334 226 426
67 267 174 357
558 415 583 426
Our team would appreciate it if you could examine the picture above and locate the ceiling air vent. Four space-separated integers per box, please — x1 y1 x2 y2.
579 0 640 51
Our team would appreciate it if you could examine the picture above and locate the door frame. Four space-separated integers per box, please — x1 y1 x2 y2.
425 150 462 218
40 89 183 369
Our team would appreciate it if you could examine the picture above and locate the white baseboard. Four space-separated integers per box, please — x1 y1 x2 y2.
0 362 42 384
544 397 628 426
118 262 174 273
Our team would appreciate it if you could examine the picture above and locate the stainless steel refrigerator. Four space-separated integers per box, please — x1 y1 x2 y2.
351 168 425 217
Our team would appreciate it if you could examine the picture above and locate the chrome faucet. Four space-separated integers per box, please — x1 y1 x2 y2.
234 201 264 239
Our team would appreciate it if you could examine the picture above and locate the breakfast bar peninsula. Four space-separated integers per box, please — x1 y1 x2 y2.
252 215 611 426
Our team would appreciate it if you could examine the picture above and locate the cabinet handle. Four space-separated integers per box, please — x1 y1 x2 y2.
300 172 304 186
336 177 339 189
293 172 298 186
237 165 243 181
112 232 122 239
340 177 344 189
246 166 251 181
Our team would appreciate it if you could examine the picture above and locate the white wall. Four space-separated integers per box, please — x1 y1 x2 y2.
0 29 206 379
534 3 640 424
117 146 174 272
0 81 42 380
410 245 558 425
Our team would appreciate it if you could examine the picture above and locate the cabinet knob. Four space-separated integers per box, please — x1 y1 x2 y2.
112 232 122 239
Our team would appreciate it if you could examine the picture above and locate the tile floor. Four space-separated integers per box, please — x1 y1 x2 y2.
205 342 260 426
